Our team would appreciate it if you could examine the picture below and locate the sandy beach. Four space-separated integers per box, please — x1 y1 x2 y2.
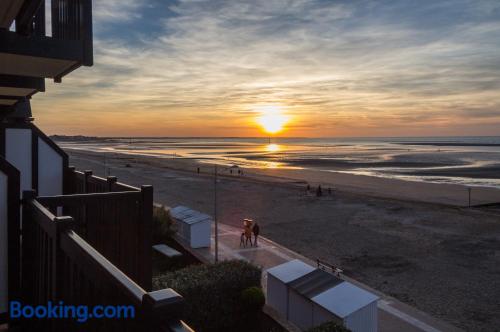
66 149 500 331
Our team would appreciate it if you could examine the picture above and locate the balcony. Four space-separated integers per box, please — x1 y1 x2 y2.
0 0 93 114
4 167 195 331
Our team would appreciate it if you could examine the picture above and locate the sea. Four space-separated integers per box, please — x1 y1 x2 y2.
56 136 500 188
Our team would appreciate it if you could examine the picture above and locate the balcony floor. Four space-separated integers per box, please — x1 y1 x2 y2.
0 29 84 79
0 53 77 79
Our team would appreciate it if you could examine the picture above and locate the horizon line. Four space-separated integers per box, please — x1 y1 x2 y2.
50 134 500 139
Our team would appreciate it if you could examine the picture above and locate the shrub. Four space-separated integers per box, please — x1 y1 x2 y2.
241 286 265 311
152 205 175 244
307 321 351 332
153 260 262 332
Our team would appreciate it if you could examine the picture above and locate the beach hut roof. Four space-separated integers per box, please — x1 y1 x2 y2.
267 260 379 319
288 269 343 298
169 206 192 218
311 281 379 318
170 206 212 225
267 259 316 283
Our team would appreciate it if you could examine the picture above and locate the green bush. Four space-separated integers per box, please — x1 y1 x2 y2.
241 286 265 311
153 260 262 332
241 286 266 311
307 321 351 332
152 206 175 244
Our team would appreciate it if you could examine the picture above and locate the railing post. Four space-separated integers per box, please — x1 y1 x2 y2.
139 185 153 291
4 163 21 313
53 216 74 298
47 215 74 332
52 0 59 38
20 190 37 304
64 166 76 195
81 0 93 66
141 289 185 331
83 170 92 193
107 176 117 192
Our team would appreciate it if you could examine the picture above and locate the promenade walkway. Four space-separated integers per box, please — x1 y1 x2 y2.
175 223 462 332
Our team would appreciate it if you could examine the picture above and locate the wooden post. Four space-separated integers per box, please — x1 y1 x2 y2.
104 154 108 177
81 0 93 66
53 216 74 301
141 289 185 330
107 176 117 192
21 190 37 304
3 161 20 313
83 170 92 194
140 185 153 291
65 166 76 194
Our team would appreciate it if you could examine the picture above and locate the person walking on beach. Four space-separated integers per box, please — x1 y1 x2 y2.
244 225 253 246
253 222 260 246
242 219 253 247
316 185 323 197
240 232 245 247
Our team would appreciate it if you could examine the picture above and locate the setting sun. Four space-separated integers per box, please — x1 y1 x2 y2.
256 105 289 134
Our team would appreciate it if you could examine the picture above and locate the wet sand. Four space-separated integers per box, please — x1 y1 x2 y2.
403 164 500 179
66 149 500 331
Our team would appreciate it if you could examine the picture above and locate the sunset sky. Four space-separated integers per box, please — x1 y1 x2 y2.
34 0 500 137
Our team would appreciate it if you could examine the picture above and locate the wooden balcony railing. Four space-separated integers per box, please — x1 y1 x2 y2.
66 168 139 194
9 0 93 81
39 177 152 291
51 0 93 66
20 190 194 331
16 0 92 50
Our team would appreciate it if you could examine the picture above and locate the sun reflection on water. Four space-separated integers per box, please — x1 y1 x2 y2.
266 143 281 152
266 161 279 169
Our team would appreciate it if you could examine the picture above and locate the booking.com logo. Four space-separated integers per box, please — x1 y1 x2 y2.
10 301 135 323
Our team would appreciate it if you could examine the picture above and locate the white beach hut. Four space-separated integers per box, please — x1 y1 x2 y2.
311 281 379 332
169 206 212 248
267 259 315 317
266 260 379 332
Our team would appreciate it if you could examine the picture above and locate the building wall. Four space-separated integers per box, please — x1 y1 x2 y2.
0 171 7 314
344 301 378 332
266 274 288 317
38 137 63 196
288 289 314 330
191 221 211 248
312 303 340 327
5 128 31 193
1 125 65 316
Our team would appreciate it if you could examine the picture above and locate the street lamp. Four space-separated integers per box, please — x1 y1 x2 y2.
214 165 219 263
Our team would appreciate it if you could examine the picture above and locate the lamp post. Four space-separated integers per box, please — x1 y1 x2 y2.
214 165 219 263
468 187 471 207
104 154 107 176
